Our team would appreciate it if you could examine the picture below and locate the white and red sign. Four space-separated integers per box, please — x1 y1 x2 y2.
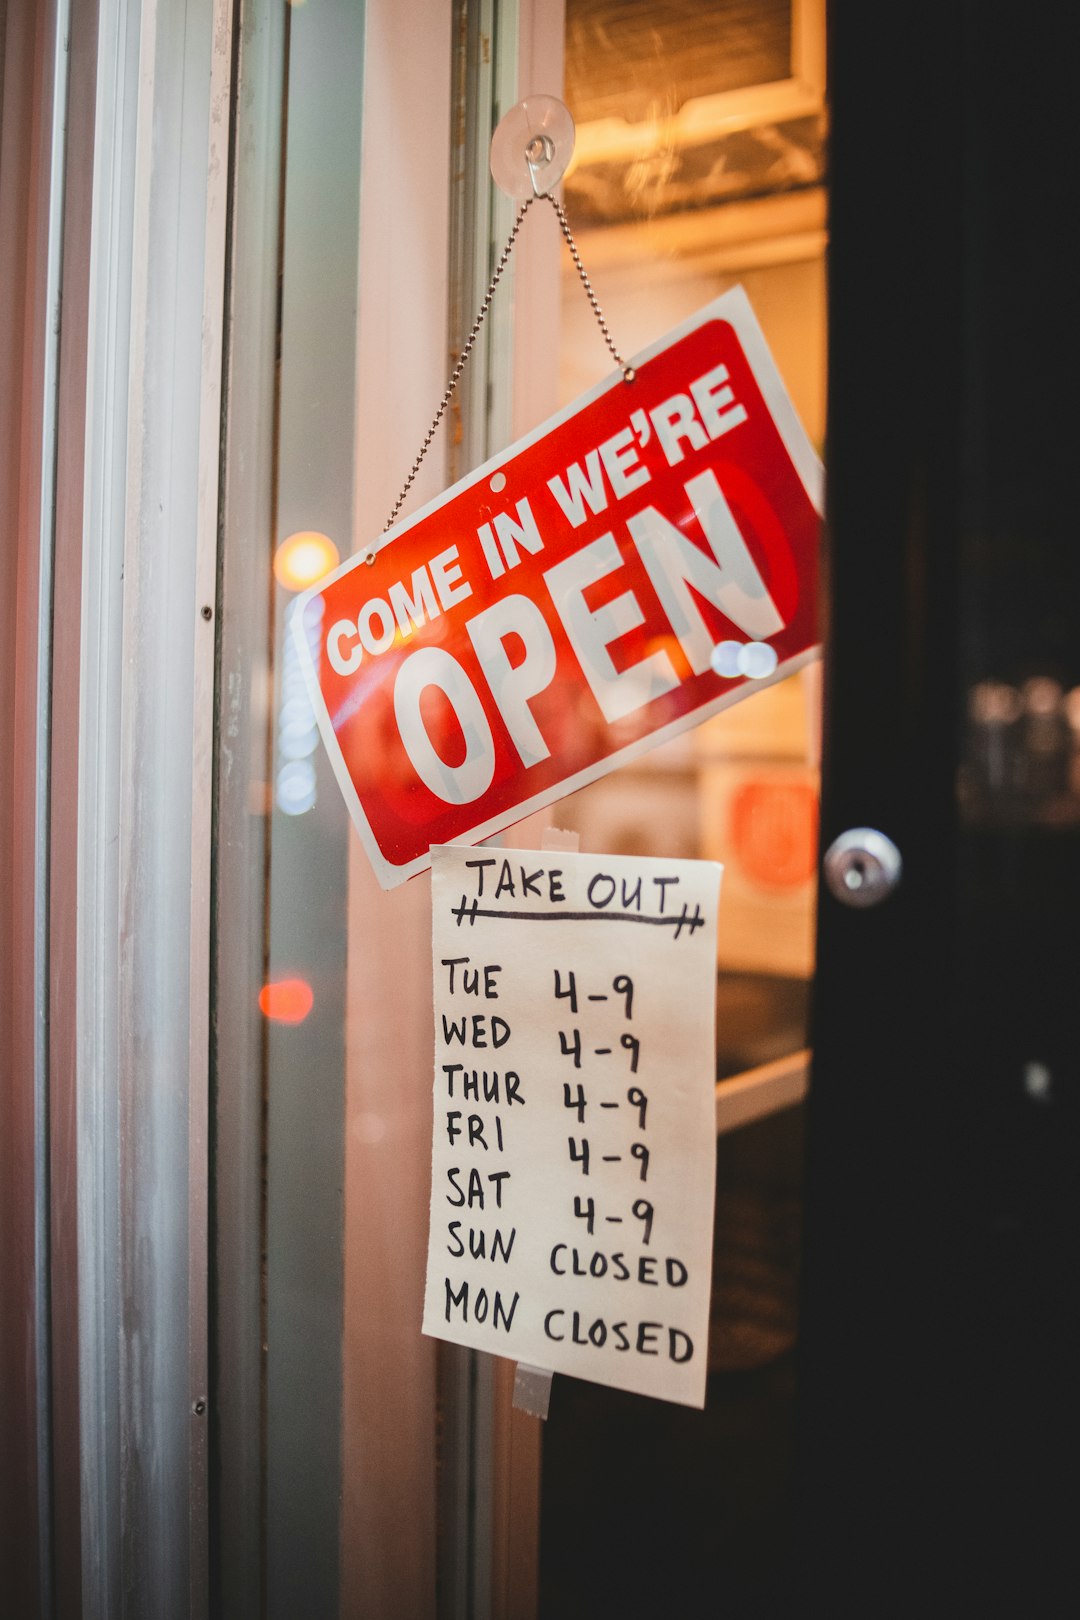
294 287 822 888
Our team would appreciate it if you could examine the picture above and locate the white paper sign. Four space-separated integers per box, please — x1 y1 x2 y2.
423 844 722 1408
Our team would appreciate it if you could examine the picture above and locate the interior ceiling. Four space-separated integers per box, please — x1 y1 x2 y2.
563 0 826 229
565 0 794 126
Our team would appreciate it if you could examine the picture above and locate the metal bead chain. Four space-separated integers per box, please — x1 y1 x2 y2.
381 188 633 538
381 197 539 535
545 193 635 384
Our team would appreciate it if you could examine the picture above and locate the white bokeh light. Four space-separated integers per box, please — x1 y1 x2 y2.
710 640 778 680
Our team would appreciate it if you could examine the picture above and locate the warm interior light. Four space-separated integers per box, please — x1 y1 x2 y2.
258 977 315 1024
273 531 340 592
730 779 818 890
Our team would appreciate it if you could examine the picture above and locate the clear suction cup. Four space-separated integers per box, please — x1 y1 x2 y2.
490 95 576 200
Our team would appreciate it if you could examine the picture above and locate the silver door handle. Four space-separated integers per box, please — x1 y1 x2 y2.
823 827 903 907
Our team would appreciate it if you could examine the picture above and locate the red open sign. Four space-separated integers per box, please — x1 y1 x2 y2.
294 288 822 888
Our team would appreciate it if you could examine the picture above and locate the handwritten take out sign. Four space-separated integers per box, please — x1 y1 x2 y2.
294 288 822 887
422 845 721 1408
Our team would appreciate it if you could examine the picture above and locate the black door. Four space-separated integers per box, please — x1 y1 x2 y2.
802 6 1078 1610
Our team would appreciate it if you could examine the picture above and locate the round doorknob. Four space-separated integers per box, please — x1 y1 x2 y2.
823 828 903 908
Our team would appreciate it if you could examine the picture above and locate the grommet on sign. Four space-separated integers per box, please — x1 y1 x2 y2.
381 97 634 535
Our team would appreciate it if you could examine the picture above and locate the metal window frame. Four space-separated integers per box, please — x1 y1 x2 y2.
210 3 283 1613
4 1 234 1614
1 1 69 1610
71 0 233 1613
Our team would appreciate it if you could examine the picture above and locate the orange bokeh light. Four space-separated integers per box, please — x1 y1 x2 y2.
729 779 819 890
258 977 315 1024
273 530 340 591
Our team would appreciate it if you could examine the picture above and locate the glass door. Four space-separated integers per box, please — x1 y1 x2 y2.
7 1 1073 1614
211 1 1075 1616
213 1 828 1614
